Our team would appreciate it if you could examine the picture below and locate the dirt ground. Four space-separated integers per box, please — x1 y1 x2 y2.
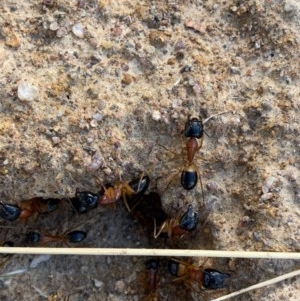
0 0 299 300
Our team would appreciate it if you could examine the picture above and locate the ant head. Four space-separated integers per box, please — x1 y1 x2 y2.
183 115 204 139
27 231 41 243
145 259 160 270
179 205 199 232
0 202 21 221
202 269 230 289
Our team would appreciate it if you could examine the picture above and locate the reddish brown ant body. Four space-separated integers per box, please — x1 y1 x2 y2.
18 198 60 220
144 259 160 301
168 258 230 290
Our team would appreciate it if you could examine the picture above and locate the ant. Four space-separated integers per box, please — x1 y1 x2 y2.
0 198 60 221
162 112 229 196
181 116 205 191
27 229 87 246
154 205 198 240
18 198 60 220
168 258 230 291
98 174 150 211
144 259 160 301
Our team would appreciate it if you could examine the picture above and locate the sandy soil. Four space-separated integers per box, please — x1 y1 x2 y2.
0 0 299 300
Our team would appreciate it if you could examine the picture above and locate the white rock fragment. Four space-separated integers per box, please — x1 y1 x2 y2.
93 113 103 121
49 21 59 31
30 254 51 268
152 110 161 121
51 136 60 145
90 119 98 127
114 280 125 293
72 23 85 38
17 82 39 101
93 279 104 289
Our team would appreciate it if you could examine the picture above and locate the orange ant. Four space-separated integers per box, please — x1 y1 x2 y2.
181 112 230 191
18 198 60 220
162 112 230 201
98 174 150 211
168 258 230 291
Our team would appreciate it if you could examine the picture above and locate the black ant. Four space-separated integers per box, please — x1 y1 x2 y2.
168 258 230 290
144 259 160 301
27 230 87 246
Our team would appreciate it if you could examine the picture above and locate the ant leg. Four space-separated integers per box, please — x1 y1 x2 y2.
170 257 194 267
161 169 181 194
122 193 132 213
135 171 145 194
202 111 231 125
198 257 210 270
153 219 167 239
198 167 205 205
157 142 180 158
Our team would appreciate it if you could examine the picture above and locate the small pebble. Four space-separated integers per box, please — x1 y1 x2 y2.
51 136 60 145
72 23 85 38
262 176 278 194
167 57 176 65
259 192 273 202
17 82 39 101
152 110 161 121
5 30 20 48
114 280 125 293
56 27 68 38
93 113 103 121
89 153 103 171
93 279 104 289
121 73 132 85
103 167 112 175
90 119 98 127
50 21 59 31
174 39 185 51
